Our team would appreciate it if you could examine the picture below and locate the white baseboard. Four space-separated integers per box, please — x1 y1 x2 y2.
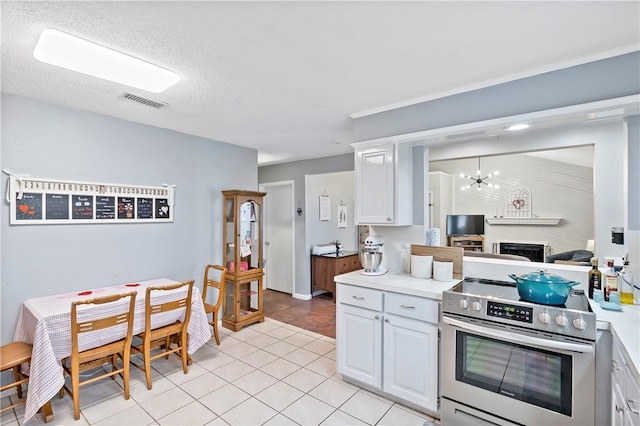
292 292 312 301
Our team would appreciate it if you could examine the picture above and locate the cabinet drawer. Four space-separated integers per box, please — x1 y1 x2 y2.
338 285 383 311
612 341 626 387
385 292 439 323
350 255 362 270
336 256 357 274
625 371 640 424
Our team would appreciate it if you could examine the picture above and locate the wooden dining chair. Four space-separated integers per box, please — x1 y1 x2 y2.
1 342 53 422
131 279 193 390
202 265 227 345
60 291 137 420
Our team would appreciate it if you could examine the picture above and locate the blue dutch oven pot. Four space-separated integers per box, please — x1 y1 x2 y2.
508 270 580 305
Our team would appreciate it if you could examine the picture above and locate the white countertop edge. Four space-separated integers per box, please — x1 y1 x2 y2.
334 270 459 300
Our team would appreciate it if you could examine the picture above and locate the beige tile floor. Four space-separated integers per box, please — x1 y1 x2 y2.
1 318 439 426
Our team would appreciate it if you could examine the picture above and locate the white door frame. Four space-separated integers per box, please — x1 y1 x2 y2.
259 180 295 293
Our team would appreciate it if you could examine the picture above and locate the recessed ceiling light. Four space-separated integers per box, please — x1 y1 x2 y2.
505 123 530 131
33 29 179 93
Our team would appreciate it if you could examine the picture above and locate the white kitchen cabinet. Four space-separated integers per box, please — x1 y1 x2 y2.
383 314 438 410
611 338 640 426
353 141 412 225
337 303 382 388
336 283 439 415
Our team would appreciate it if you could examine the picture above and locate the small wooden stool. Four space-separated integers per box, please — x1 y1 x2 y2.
1 342 53 422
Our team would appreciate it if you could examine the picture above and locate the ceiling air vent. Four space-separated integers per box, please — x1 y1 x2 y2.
120 92 168 109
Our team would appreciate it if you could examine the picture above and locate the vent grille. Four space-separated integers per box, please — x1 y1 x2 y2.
120 92 168 109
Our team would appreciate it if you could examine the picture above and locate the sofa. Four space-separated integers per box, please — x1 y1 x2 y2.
545 249 593 265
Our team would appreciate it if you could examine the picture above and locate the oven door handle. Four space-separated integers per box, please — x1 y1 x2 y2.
443 316 594 354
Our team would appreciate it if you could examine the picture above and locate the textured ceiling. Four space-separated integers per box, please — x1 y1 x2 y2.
2 1 639 165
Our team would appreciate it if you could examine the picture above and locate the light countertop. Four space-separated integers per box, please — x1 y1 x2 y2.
592 300 640 380
334 270 459 300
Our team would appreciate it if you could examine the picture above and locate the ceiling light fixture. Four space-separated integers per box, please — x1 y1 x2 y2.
505 123 530 131
33 29 180 93
460 158 500 191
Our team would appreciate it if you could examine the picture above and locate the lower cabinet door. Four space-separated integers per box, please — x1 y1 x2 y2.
337 303 382 389
383 314 438 412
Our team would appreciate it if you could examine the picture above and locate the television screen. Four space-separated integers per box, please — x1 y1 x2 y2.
446 214 485 236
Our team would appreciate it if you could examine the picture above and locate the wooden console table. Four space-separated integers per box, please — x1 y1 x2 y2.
447 236 484 252
311 251 361 301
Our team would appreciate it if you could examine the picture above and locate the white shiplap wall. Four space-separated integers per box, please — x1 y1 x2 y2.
430 149 594 256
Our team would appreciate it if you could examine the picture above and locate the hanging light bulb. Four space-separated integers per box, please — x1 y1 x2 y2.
459 158 501 192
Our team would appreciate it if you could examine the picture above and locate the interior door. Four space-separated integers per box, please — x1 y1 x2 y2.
261 182 294 294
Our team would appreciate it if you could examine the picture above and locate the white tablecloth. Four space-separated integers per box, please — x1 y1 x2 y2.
13 278 211 423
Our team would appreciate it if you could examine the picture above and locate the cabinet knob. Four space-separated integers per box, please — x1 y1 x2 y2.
384 318 389 323
387 217 392 222
628 399 639 414
375 315 380 320
400 305 415 310
352 296 365 301
615 405 624 413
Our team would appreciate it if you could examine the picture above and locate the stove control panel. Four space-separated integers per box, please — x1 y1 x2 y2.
487 301 533 323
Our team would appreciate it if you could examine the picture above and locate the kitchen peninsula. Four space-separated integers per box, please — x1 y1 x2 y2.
335 258 640 424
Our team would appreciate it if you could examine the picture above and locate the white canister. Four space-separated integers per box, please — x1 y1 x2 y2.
433 260 454 282
410 255 433 279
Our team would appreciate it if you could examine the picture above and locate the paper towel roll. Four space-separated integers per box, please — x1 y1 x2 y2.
427 228 441 246
411 255 433 279
433 260 453 282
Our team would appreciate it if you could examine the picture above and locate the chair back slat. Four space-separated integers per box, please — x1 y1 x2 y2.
202 265 226 308
70 291 136 359
144 280 194 335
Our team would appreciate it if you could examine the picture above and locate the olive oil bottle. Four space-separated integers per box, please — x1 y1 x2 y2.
588 257 602 299
619 255 634 304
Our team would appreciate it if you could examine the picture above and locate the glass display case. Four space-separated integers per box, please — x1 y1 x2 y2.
221 190 266 331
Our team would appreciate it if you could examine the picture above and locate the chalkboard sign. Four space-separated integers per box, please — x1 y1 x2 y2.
72 195 94 219
96 196 116 220
46 194 69 220
7 176 174 225
155 198 170 219
15 193 43 220
137 198 153 219
117 197 135 219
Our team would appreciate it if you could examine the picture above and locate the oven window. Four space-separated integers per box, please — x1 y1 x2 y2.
455 331 572 416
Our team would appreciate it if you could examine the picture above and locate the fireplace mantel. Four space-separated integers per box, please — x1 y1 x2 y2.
486 218 561 225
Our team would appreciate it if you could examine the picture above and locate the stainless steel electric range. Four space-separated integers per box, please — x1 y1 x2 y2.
441 277 596 426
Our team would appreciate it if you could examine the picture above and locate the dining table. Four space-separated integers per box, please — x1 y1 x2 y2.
13 278 211 423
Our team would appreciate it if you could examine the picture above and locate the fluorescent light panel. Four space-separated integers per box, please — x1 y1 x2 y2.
33 29 179 93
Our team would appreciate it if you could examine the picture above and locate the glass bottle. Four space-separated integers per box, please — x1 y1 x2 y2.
588 257 602 299
619 256 634 304
604 258 618 302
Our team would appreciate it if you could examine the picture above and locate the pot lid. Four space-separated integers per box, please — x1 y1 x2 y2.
513 270 576 284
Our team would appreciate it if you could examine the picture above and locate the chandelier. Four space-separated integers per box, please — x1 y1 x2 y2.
460 158 500 191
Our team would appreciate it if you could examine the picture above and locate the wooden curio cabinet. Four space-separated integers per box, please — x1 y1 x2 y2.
222 190 267 331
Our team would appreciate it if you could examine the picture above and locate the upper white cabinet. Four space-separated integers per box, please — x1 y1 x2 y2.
354 141 412 225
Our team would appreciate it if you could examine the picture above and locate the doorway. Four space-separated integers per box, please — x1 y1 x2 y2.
259 181 294 294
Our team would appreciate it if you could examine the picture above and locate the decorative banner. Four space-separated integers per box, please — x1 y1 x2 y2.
338 204 347 228
6 174 175 225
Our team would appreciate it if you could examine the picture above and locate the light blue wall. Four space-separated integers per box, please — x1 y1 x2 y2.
354 52 640 142
0 94 258 343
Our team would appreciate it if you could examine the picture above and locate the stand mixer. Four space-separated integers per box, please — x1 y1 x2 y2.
360 235 388 276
